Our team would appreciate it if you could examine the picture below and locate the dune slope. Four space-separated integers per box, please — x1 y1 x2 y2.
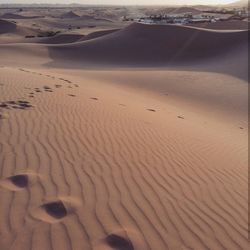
46 23 248 80
0 19 248 250
49 23 248 61
0 23 247 79
0 19 17 34
1 13 42 19
0 65 248 250
60 11 80 19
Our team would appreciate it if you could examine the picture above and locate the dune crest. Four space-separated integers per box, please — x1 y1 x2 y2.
1 13 42 19
60 11 80 19
47 23 248 68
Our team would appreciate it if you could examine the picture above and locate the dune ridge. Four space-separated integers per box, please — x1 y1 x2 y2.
1 13 43 19
1 23 247 65
0 23 247 80
46 23 248 69
188 20 249 30
60 11 80 19
38 33 84 44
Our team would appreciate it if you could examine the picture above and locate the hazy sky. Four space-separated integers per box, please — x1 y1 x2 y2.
1 0 239 5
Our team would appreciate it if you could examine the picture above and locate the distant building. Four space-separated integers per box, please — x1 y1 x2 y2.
132 12 216 25
123 7 250 26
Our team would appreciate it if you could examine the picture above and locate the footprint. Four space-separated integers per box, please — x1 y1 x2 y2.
0 100 33 110
11 101 33 109
42 200 67 219
106 234 134 250
6 101 16 105
147 109 156 112
177 116 184 119
0 172 39 191
12 105 25 109
9 175 28 188
94 229 144 250
17 100 30 104
31 197 80 223
59 78 71 83
0 103 8 108
18 100 32 107
20 103 33 108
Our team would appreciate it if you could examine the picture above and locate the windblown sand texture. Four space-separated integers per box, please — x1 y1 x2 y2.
0 6 249 250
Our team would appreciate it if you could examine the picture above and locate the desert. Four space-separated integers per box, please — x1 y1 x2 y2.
0 1 249 250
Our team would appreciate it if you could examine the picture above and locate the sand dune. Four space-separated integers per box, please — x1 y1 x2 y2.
80 28 120 41
168 7 202 15
0 23 247 79
0 19 17 34
80 14 98 20
48 23 248 64
0 8 248 250
45 23 248 80
1 13 43 19
0 19 40 43
60 11 80 19
78 15 113 23
188 20 249 30
38 33 84 44
0 65 248 250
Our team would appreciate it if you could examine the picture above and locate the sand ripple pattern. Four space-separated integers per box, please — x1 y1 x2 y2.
0 67 248 250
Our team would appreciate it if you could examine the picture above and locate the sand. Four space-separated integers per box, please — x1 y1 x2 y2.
0 6 249 250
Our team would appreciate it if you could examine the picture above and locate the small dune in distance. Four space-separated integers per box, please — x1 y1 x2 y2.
0 2 249 250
